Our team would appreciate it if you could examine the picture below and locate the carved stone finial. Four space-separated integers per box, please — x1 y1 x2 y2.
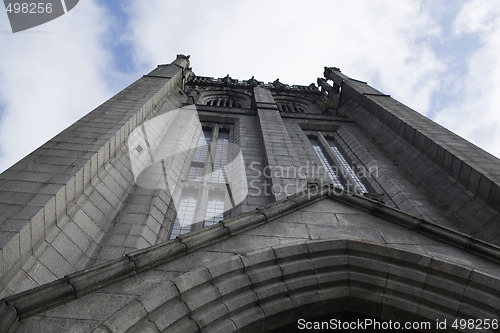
308 83 318 91
247 76 258 87
273 79 284 89
222 74 232 85
324 66 341 78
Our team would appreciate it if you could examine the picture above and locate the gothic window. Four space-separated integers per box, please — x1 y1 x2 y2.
170 188 198 238
169 125 232 239
211 130 229 183
204 190 225 227
309 133 369 194
326 138 368 193
205 98 242 108
277 103 305 113
309 137 344 189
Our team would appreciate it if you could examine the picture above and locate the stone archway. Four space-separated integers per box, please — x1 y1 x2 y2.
110 239 499 332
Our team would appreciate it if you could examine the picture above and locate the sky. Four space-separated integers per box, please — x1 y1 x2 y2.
0 0 500 173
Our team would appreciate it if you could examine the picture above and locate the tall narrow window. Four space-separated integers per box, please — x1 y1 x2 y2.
204 190 225 227
309 137 344 189
170 188 198 239
211 130 229 183
188 128 211 180
170 125 233 239
326 138 368 193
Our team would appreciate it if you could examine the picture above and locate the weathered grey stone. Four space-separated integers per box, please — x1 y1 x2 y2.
102 300 147 333
127 240 186 272
178 224 230 252
5 278 74 318
148 300 190 331
67 258 135 297
138 280 179 313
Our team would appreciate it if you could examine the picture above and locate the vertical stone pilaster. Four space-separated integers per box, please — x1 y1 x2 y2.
254 87 302 201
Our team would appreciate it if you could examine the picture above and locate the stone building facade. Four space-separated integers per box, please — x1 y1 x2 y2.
0 55 499 332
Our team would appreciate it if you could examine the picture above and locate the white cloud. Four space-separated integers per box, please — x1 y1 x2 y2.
0 0 116 172
125 0 445 114
434 0 500 157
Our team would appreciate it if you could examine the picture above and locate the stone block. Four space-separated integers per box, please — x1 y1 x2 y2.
274 242 308 261
102 300 147 333
221 211 267 235
26 260 57 285
16 316 101 333
215 274 252 299
0 232 20 273
138 281 179 313
179 224 230 252
428 257 472 280
4 278 75 318
71 209 102 242
62 222 93 253
172 266 212 295
246 265 282 287
349 287 383 318
0 204 24 219
67 258 135 298
51 231 85 265
0 301 18 332
306 239 347 256
94 181 121 211
349 256 391 276
247 221 308 239
279 258 314 279
258 199 297 221
380 296 417 323
315 271 349 288
163 317 199 333
127 320 159 333
0 191 36 206
191 302 227 330
181 282 220 313
127 240 186 272
83 160 92 190
285 274 318 294
204 255 243 279
0 180 46 193
230 307 265 332
252 281 287 303
41 292 131 321
38 244 74 278
261 296 295 330
100 172 125 200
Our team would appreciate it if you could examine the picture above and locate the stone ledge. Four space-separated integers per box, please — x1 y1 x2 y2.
67 258 136 298
4 278 75 319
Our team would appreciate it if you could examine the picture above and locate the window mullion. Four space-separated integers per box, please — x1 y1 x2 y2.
320 133 368 194
318 134 352 190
